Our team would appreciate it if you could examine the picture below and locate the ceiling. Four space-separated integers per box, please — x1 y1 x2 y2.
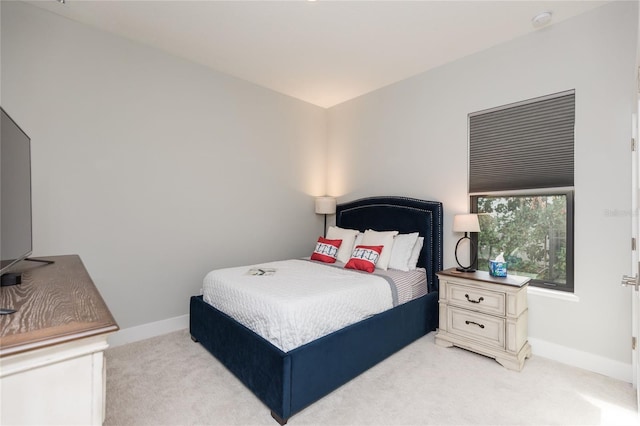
28 0 609 108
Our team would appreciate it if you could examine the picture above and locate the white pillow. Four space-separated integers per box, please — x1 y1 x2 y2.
407 237 424 270
326 226 360 263
353 232 364 247
361 229 399 270
388 233 420 272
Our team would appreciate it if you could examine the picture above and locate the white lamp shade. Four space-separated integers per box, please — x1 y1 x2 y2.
453 214 480 233
315 196 337 215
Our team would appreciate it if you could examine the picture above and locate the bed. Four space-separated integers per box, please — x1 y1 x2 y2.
189 196 443 424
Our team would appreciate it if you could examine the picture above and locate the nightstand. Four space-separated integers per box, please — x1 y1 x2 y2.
434 268 532 371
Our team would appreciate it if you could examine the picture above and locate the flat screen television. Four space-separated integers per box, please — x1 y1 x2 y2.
1 107 33 278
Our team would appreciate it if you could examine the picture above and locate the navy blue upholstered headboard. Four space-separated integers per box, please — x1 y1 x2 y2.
335 196 443 293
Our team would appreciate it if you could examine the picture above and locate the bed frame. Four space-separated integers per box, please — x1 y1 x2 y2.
189 196 443 424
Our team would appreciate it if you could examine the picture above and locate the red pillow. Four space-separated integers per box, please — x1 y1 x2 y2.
310 237 343 263
344 245 383 273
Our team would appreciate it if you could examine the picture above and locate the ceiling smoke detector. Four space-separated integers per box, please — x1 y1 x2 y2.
532 11 553 28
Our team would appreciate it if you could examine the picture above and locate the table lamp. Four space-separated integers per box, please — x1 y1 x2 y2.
453 213 480 272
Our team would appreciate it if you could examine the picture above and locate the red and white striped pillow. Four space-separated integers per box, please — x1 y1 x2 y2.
310 237 343 263
344 245 384 273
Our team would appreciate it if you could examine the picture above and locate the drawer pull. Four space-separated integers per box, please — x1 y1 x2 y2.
465 294 484 304
465 320 485 329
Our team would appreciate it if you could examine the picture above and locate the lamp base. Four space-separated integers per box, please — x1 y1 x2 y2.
454 235 478 274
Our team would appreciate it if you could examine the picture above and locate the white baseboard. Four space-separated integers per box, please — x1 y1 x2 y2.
107 314 189 348
529 337 632 383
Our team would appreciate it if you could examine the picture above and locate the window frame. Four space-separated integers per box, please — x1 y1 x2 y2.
470 189 575 292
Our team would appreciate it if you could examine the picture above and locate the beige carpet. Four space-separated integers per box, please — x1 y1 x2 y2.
105 329 638 425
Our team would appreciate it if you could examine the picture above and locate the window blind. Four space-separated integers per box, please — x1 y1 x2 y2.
469 90 575 194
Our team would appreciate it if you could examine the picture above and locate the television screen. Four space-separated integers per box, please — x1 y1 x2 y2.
1 107 32 275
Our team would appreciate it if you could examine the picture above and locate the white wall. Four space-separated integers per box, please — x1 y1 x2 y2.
328 1 638 379
1 1 327 329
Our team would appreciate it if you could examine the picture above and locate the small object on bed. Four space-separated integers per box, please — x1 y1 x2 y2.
247 268 276 276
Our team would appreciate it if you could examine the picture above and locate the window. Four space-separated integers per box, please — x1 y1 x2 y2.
469 91 575 292
471 192 574 292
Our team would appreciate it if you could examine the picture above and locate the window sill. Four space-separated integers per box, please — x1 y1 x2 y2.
527 285 580 302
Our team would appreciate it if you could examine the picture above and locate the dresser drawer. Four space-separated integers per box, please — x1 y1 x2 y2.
447 282 505 316
447 307 505 349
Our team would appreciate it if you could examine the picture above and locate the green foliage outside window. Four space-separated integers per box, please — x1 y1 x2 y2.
475 195 568 286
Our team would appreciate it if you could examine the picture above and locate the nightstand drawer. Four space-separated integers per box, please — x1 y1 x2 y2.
447 307 505 349
447 283 505 316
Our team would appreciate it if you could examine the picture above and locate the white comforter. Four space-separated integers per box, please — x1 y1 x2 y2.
202 259 396 352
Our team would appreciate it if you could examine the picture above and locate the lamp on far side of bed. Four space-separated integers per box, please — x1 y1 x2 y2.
315 196 337 237
453 213 480 272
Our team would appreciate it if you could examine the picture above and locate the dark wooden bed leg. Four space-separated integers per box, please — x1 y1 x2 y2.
270 411 288 425
190 335 198 342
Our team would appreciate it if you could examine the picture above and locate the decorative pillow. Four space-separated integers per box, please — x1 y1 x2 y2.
326 226 359 263
388 232 420 271
345 245 384 273
407 237 425 270
310 237 342 263
361 229 399 270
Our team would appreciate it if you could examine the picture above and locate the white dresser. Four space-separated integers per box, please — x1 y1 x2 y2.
435 268 531 371
0 255 119 425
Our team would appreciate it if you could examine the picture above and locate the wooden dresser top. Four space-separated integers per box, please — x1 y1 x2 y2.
0 255 119 357
437 267 531 288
